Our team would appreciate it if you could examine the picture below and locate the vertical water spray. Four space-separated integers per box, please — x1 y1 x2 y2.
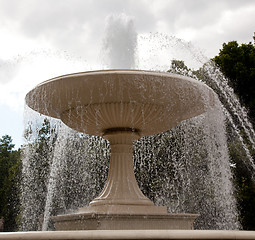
21 110 58 231
21 112 109 231
41 124 69 231
102 13 137 69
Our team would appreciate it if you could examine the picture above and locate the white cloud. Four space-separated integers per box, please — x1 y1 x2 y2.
219 6 255 43
186 4 255 58
0 50 93 111
0 0 254 62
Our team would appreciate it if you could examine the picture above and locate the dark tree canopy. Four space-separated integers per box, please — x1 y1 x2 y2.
213 34 255 124
0 135 21 231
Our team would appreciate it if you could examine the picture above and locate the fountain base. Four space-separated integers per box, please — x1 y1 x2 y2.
2 230 255 240
52 129 199 230
53 212 199 230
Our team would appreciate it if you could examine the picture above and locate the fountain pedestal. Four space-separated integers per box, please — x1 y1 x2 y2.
53 130 198 230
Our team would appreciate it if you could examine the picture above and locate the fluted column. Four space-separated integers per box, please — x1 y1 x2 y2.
89 130 154 207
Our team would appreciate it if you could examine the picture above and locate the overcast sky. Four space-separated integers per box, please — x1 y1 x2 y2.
0 0 255 148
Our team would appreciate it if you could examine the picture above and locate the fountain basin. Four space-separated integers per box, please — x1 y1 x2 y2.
26 70 215 137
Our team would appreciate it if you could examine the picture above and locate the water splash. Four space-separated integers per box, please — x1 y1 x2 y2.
41 124 69 231
137 32 208 71
202 62 255 171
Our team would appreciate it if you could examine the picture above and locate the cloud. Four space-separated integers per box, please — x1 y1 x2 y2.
0 0 254 68
145 0 255 58
0 49 91 112
218 6 255 43
0 58 20 84
184 4 255 58
0 0 254 60
155 0 255 31
0 0 156 60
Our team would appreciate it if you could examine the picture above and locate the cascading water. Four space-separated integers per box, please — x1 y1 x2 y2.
21 117 109 230
168 60 255 178
21 14 254 231
134 103 239 230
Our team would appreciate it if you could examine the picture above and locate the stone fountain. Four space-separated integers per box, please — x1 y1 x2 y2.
25 69 215 230
2 69 255 239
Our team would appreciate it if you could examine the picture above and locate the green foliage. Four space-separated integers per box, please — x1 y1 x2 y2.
228 139 255 230
0 135 21 231
213 36 255 124
238 177 255 230
167 60 193 77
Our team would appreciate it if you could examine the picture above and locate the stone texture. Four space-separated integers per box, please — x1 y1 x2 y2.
53 213 198 230
1 230 255 239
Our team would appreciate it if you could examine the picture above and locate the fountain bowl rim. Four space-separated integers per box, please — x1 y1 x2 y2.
25 69 216 137
30 69 206 90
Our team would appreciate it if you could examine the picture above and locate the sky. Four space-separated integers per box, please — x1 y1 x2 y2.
0 0 255 149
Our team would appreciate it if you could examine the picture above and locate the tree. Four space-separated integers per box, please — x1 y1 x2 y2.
0 135 21 231
213 34 255 124
228 140 255 230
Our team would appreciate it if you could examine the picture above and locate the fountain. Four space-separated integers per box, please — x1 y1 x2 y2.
1 14 255 240
23 69 216 230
